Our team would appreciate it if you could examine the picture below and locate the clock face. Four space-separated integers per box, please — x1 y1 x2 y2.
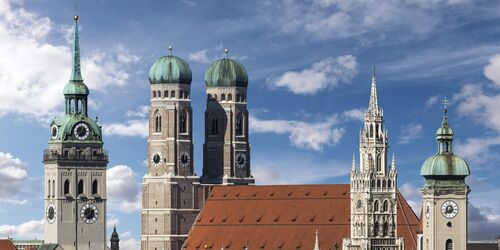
50 125 58 139
179 152 190 168
356 199 363 211
441 200 458 219
235 152 247 169
425 202 431 218
46 203 56 224
73 123 90 140
151 153 161 167
80 203 98 224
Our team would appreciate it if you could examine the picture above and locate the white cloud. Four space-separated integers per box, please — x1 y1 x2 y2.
0 219 44 239
125 105 149 118
119 231 141 250
454 84 500 133
189 49 210 63
425 95 440 108
253 154 350 185
107 165 141 213
103 119 148 138
343 108 365 121
398 123 424 144
268 55 357 95
484 54 500 87
0 152 28 202
399 182 422 215
0 0 139 121
250 114 345 151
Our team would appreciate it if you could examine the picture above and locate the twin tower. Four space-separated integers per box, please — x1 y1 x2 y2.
141 48 254 249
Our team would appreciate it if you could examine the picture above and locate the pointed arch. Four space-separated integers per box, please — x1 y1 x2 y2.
157 91 161 98
64 179 70 195
228 93 232 101
236 113 244 136
221 93 226 101
92 180 98 195
164 90 168 98
155 111 161 133
78 179 84 195
171 90 175 98
383 200 389 212
370 124 374 138
446 239 453 250
180 110 187 134
374 200 380 212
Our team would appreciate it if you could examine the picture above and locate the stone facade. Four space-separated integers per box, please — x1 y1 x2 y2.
343 70 404 250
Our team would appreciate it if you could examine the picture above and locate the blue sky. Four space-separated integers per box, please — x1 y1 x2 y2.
1 0 500 248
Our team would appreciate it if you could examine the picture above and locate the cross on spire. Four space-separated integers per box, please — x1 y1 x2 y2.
442 97 449 112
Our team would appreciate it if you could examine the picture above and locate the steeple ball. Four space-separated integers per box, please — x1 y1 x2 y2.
148 47 192 85
205 50 248 87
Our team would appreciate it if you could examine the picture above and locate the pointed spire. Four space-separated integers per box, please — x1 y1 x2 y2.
391 153 396 171
110 225 120 250
367 66 380 115
70 15 83 82
351 153 356 172
313 230 320 250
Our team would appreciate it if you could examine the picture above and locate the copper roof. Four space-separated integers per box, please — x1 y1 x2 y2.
184 184 420 250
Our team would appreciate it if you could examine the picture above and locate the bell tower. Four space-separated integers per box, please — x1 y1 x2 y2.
44 15 108 250
141 47 205 250
420 100 471 250
344 68 403 250
202 50 254 185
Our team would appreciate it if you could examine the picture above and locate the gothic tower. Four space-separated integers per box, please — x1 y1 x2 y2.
202 50 254 185
110 226 120 250
43 15 108 250
420 103 470 250
343 68 403 250
141 47 205 250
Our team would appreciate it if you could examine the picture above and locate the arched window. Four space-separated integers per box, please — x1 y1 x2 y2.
92 180 98 195
47 180 51 197
221 94 226 101
388 180 392 188
370 124 374 138
64 179 70 195
383 222 388 237
69 99 75 113
180 111 187 134
228 94 232 101
152 91 156 98
368 154 374 169
383 200 389 212
236 113 243 136
371 180 375 188
382 180 386 188
374 200 380 212
377 155 382 172
164 91 168 98
377 179 381 188
446 239 453 250
78 179 84 195
171 90 175 98
375 124 379 138
155 113 161 132
157 91 161 98
213 94 217 101
211 118 218 135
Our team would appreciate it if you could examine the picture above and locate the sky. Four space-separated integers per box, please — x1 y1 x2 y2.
1 0 500 248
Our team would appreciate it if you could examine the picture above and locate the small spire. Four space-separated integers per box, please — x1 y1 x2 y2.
351 153 356 171
367 66 380 115
391 153 396 170
221 244 225 250
168 46 173 56
70 15 83 82
313 230 320 250
224 49 229 58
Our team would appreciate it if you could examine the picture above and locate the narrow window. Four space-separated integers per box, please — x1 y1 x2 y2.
152 91 156 98
374 200 379 212
52 180 55 198
236 94 240 102
47 180 51 197
370 124 374 138
64 179 70 195
180 111 187 134
186 91 190 99
368 154 374 169
446 239 453 250
382 180 386 188
78 179 84 195
92 180 98 195
377 155 382 172
155 113 161 132
180 91 184 99
375 124 379 138
211 118 218 135
228 94 232 101
388 180 392 188
221 94 226 101
241 95 245 102
374 222 379 236
164 91 168 98
383 222 388 236
377 179 381 188
207 94 212 101
383 200 389 212
171 90 175 98
157 91 161 98
236 113 243 136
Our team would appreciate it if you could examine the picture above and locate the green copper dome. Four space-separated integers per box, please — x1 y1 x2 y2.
63 81 89 95
149 54 192 85
420 108 470 178
205 57 248 87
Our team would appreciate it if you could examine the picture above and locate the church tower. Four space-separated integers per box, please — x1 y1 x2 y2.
43 15 108 250
141 47 205 250
343 68 403 250
202 50 254 185
420 102 470 250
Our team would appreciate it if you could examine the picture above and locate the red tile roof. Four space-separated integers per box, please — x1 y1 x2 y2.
0 239 17 250
184 184 420 250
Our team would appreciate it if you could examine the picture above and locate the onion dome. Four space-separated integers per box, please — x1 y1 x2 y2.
149 47 192 85
420 105 470 178
205 49 248 87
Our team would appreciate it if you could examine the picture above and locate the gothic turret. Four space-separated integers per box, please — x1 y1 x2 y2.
110 225 120 250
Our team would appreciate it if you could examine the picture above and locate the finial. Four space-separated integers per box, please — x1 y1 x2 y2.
74 15 79 22
351 153 356 171
391 153 396 170
442 97 449 114
441 97 449 127
168 46 173 56
224 49 229 58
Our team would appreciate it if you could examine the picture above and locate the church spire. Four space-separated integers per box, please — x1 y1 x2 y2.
110 225 120 250
70 15 83 82
367 66 380 115
313 230 320 250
